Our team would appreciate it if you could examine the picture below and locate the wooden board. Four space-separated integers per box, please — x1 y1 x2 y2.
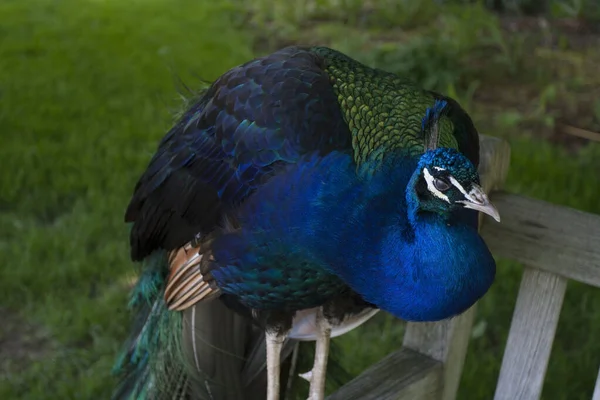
326 348 442 400
481 192 600 288
493 268 566 400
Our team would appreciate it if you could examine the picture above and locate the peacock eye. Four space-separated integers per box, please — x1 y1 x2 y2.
433 178 451 192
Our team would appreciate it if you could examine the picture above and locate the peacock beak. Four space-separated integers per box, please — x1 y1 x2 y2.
457 184 501 222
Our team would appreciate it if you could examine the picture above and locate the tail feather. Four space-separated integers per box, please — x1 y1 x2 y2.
182 301 298 400
180 301 248 399
112 251 188 400
113 250 296 400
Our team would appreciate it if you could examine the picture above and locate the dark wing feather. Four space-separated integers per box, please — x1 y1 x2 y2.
126 46 351 261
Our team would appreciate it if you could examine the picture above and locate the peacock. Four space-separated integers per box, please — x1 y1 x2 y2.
113 46 500 400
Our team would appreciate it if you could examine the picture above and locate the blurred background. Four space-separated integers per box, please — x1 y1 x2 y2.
1 0 599 398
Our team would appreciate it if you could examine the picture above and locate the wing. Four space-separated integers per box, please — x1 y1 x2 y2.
126 46 351 261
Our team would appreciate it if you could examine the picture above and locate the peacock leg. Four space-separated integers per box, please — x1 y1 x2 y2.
266 329 287 400
299 308 332 400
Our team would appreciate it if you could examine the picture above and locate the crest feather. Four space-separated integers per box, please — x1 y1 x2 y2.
422 99 448 151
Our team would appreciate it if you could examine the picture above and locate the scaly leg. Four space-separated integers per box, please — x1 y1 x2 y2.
266 329 287 400
299 308 332 400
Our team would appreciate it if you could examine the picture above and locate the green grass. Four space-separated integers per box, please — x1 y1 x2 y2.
1 0 600 399
0 0 253 398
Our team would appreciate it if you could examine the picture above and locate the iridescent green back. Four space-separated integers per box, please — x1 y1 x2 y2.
310 46 479 167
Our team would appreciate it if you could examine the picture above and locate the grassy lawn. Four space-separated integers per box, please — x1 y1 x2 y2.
1 0 599 399
0 0 253 398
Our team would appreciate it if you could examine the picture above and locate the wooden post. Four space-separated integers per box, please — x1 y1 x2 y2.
493 268 566 400
403 135 511 400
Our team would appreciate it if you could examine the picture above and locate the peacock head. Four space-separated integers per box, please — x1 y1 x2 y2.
407 99 500 222
409 147 500 222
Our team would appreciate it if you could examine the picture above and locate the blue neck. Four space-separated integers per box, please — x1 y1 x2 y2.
373 212 495 321
321 155 496 322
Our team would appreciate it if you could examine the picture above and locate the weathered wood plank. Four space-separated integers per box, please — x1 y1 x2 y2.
326 348 442 400
493 268 567 400
403 310 475 400
402 134 511 400
480 193 600 288
477 135 512 194
593 366 600 400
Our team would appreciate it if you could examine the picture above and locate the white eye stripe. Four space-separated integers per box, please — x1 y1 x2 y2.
449 176 469 196
449 176 486 205
433 166 446 171
423 168 450 203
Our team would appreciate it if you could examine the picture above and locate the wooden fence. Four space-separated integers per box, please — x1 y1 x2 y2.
327 135 600 400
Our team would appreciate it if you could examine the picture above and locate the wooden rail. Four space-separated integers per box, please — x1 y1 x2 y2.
481 193 600 287
327 135 600 400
